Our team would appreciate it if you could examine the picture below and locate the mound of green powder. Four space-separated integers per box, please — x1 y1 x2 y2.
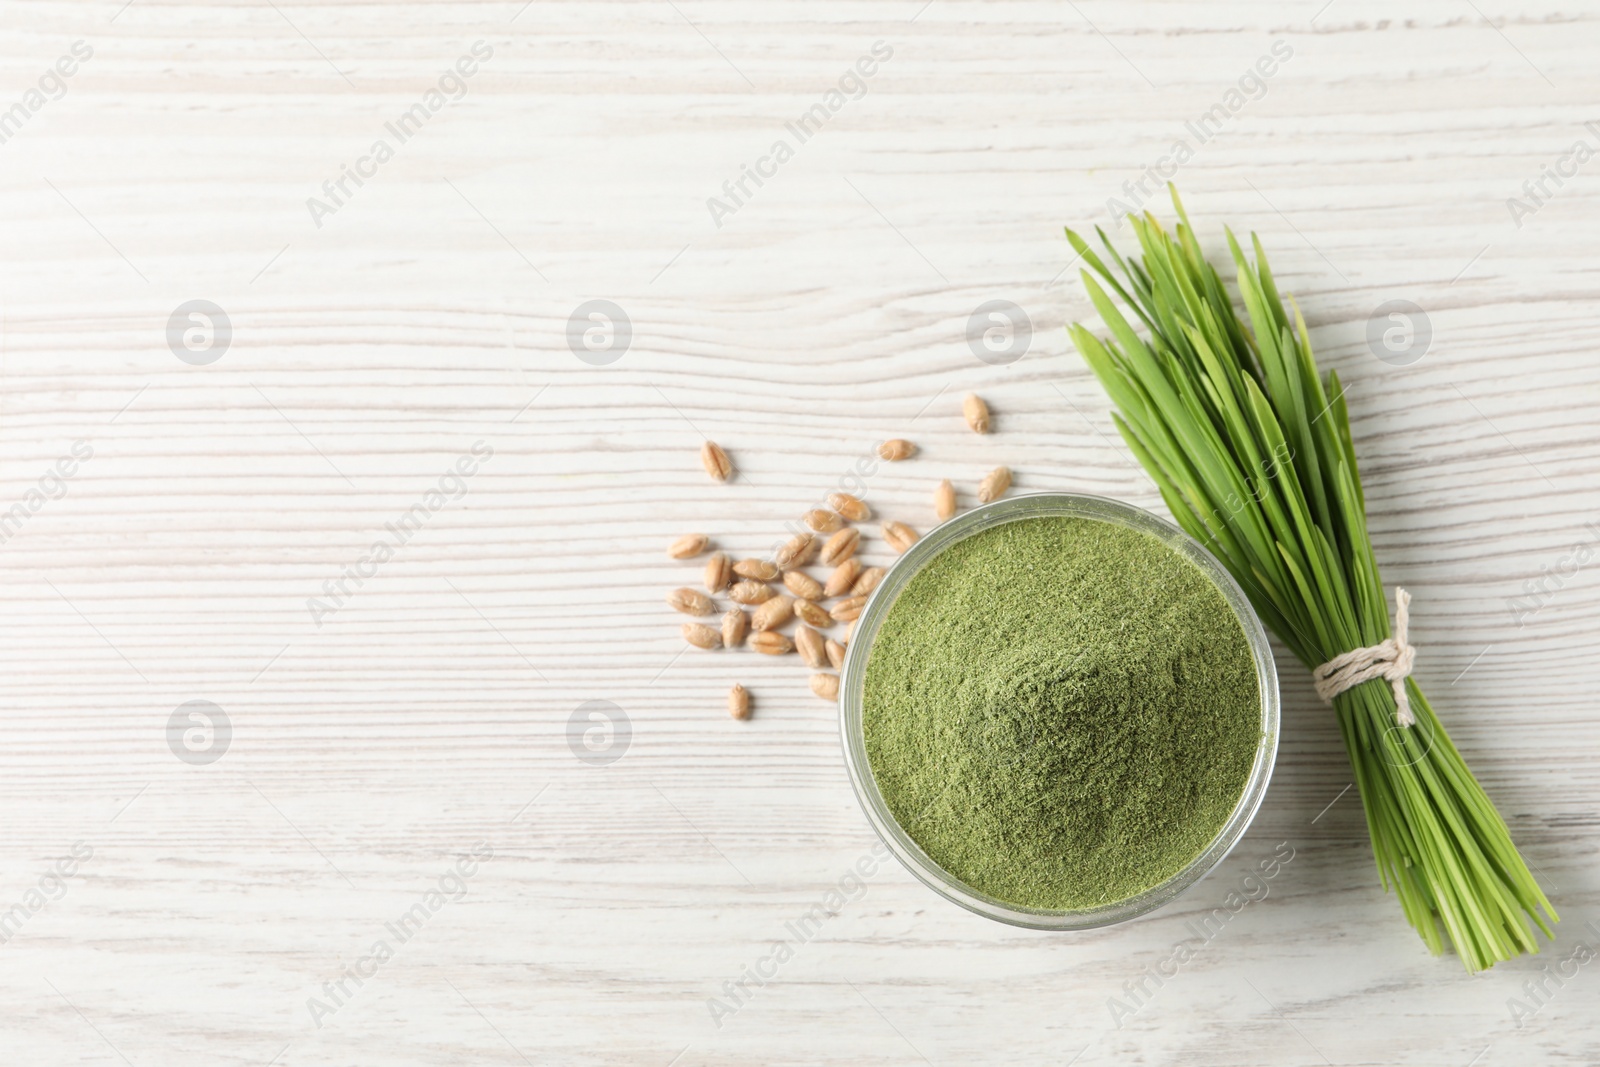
862 515 1262 911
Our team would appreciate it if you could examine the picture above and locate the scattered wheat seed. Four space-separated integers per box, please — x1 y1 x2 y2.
826 558 863 598
828 492 871 521
669 533 709 559
751 595 795 632
805 509 843 534
963 393 991 434
978 465 1012 503
795 598 832 629
729 580 775 606
701 441 733 482
851 566 885 597
796 626 828 668
750 631 793 655
784 570 824 600
704 552 732 593
668 587 715 616
821 527 860 566
775 532 818 569
721 607 747 648
682 623 721 650
733 558 779 581
882 521 919 554
831 595 866 623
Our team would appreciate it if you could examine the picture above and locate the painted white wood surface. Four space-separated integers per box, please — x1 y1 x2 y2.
1 1 1598 1063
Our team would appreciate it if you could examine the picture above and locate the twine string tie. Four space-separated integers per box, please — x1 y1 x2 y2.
1312 588 1417 727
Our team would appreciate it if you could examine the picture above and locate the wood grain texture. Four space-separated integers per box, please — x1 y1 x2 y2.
2 0 1598 1063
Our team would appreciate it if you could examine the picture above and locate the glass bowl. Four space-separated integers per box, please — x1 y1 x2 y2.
838 492 1280 930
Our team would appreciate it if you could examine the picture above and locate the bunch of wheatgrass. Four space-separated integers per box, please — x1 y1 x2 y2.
1064 186 1556 971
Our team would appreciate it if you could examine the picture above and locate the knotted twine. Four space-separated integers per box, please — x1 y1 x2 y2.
1312 588 1417 727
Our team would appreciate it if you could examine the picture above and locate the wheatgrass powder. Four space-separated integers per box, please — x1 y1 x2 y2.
861 515 1261 910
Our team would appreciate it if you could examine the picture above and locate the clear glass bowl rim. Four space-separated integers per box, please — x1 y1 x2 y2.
837 491 1281 931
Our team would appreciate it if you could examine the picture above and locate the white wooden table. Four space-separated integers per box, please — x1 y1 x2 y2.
2 2 1597 1063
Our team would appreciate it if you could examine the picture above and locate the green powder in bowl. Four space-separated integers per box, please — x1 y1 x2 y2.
859 509 1265 914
